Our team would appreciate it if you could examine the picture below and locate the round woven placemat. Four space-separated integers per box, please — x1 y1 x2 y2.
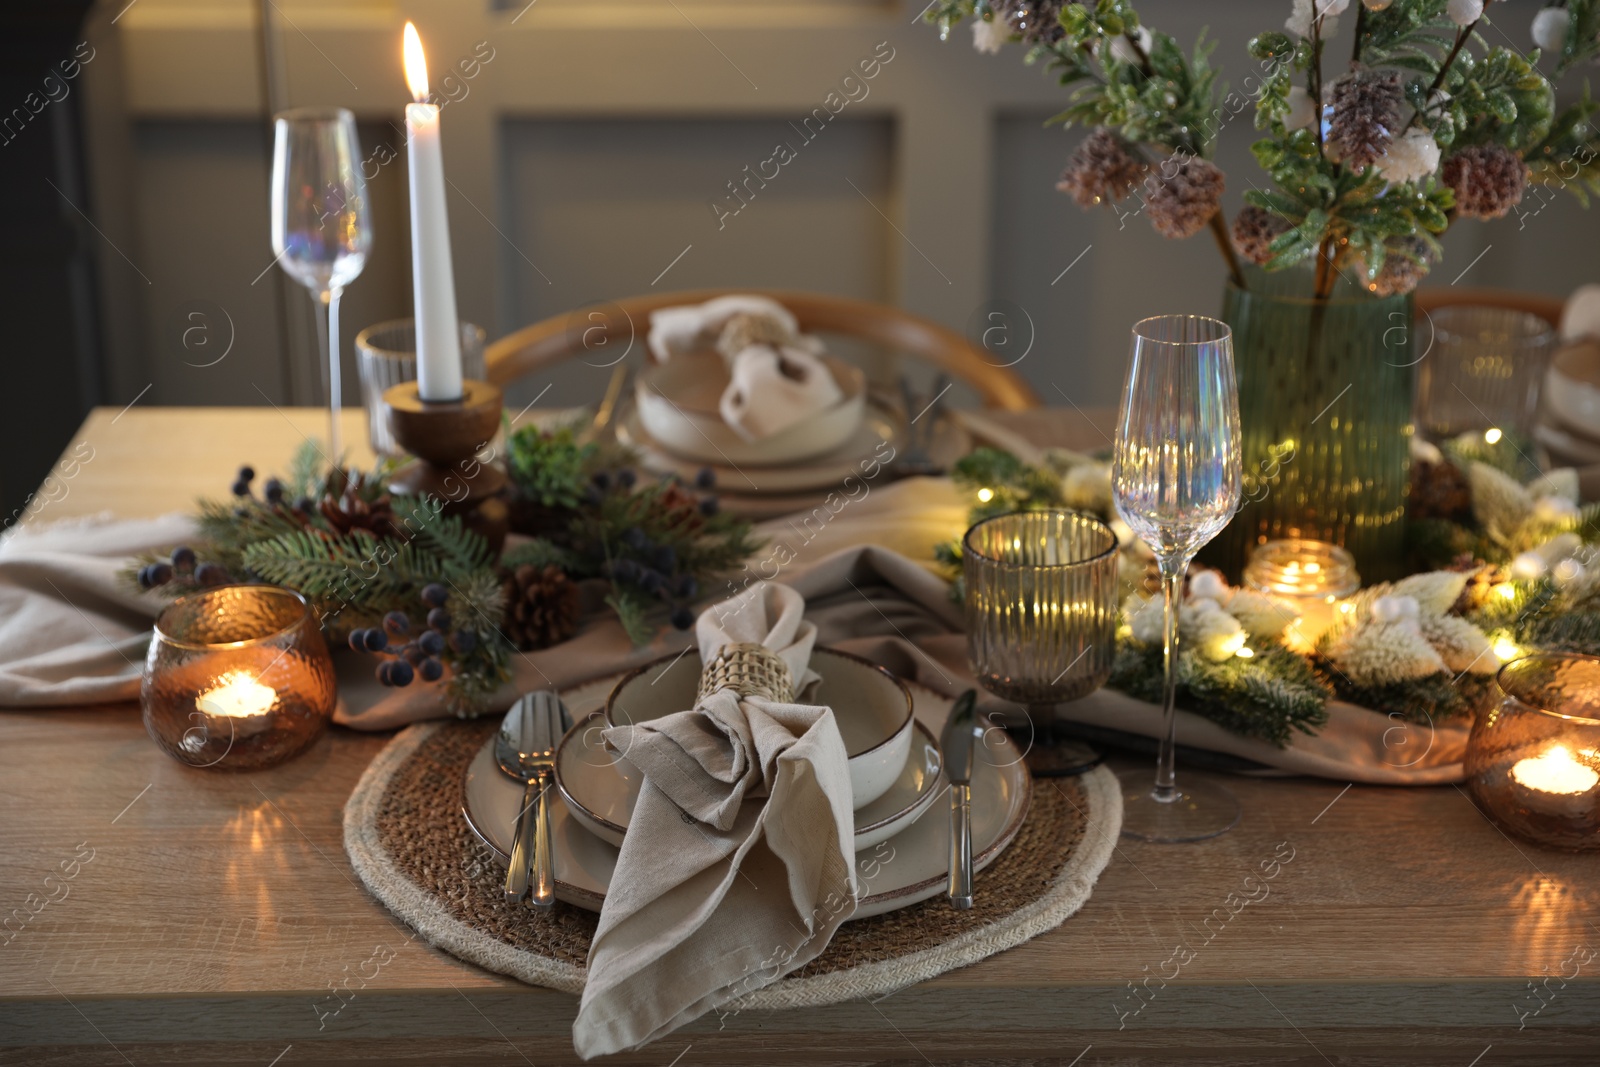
344 717 1121 1008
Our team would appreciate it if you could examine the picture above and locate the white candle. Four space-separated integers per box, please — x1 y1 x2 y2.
195 670 277 739
403 22 464 402
1510 744 1600 817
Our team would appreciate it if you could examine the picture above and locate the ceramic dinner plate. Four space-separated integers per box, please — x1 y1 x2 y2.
617 406 901 494
462 673 1032 920
551 712 944 850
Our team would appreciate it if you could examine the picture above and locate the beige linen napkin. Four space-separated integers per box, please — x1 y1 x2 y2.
574 581 856 1058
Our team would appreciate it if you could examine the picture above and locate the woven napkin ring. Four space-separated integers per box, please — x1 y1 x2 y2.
697 642 796 704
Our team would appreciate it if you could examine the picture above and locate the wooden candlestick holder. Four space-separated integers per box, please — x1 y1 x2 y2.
381 379 510 553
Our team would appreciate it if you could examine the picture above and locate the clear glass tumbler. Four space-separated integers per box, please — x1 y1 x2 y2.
356 319 488 455
141 586 337 771
963 509 1119 774
1416 305 1557 439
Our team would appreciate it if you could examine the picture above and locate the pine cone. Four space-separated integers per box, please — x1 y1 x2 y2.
1002 0 1068 45
1056 128 1148 208
657 482 707 535
1409 457 1473 523
1441 145 1527 220
502 564 581 651
1366 237 1434 297
1231 205 1292 265
318 483 401 539
1144 157 1226 239
1328 67 1403 171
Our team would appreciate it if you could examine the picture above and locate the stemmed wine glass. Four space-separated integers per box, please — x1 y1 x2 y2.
1111 315 1244 842
270 107 372 463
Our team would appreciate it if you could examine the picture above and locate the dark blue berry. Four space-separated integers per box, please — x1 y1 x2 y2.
195 562 228 586
137 565 154 590
699 497 720 517
362 628 388 653
376 660 394 686
237 466 255 483
293 496 314 513
654 545 677 572
148 562 173 586
388 659 415 687
638 569 664 594
672 574 699 599
171 546 196 570
418 630 445 656
421 583 448 608
450 629 478 654
426 607 450 632
263 478 285 504
670 606 696 630
616 468 637 489
231 480 251 498
694 467 716 490
622 527 648 551
591 470 612 491
349 630 369 653
383 611 411 636
419 657 444 682
401 642 426 665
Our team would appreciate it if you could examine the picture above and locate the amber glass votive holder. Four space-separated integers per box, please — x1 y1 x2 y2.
1465 653 1600 851
141 586 337 770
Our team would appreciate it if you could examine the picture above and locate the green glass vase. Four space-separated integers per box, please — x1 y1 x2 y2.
1204 268 1414 582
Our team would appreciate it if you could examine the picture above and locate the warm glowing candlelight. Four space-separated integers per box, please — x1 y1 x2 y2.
402 21 464 402
1243 539 1361 653
195 670 277 738
1511 745 1600 796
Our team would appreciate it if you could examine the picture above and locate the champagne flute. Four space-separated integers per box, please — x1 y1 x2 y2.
270 107 372 464
1111 315 1244 842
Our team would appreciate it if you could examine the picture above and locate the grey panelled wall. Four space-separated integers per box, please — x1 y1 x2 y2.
499 116 894 408
87 0 1600 418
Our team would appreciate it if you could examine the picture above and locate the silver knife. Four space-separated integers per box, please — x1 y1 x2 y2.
940 690 980 910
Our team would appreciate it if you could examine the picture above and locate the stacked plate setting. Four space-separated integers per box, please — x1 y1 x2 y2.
462 650 1033 920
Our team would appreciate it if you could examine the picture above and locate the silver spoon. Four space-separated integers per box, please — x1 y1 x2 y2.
494 692 570 907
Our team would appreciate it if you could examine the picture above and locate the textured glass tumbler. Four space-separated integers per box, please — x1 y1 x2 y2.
1465 652 1600 852
141 586 337 771
963 510 1118 774
1416 305 1557 439
356 319 487 455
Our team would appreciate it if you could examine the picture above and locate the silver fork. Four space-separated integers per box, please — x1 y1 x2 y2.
495 691 569 909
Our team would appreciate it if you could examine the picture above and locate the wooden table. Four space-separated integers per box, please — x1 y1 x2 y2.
2 407 1597 1066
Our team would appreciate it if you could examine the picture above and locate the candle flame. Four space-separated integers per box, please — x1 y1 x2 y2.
403 21 429 103
196 670 276 719
1511 745 1600 795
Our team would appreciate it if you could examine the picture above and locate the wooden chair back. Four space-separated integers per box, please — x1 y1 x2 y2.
484 288 1041 410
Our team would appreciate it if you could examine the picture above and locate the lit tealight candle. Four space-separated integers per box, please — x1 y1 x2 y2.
195 670 277 739
1242 539 1361 653
1510 744 1600 820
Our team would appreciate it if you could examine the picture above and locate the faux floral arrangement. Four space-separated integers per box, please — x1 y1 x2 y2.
941 445 1600 746
928 0 1600 298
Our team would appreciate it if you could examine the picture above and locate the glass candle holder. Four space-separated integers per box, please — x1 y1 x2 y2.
1416 305 1557 439
1242 538 1361 653
356 319 487 455
1465 653 1600 851
963 510 1118 772
141 586 338 770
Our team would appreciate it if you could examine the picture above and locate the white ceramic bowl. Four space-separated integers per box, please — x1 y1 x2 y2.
554 711 942 849
602 646 914 810
1545 340 1600 441
634 351 867 467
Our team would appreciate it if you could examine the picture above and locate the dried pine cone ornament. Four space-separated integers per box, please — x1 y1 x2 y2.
1441 145 1528 220
1409 456 1473 522
1057 128 1148 208
1327 67 1403 171
502 564 581 651
1144 157 1225 239
1366 237 1435 297
1003 0 1068 46
1231 205 1292 265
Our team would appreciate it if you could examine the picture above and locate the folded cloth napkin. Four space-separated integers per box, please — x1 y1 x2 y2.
574 581 857 1058
646 295 843 442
